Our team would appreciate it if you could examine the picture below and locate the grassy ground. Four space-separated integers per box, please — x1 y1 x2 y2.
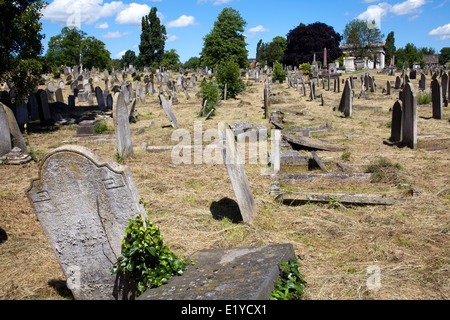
0 70 449 300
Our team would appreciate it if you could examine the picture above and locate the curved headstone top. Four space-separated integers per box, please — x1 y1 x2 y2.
25 145 145 300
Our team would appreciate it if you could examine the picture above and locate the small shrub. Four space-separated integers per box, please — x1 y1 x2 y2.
215 60 245 99
94 120 113 134
199 79 219 116
273 61 286 81
111 212 186 296
270 257 306 300
299 63 311 75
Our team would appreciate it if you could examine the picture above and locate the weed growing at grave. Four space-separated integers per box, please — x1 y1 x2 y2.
94 120 113 134
273 61 287 81
341 151 351 161
23 124 37 162
111 212 187 296
366 157 402 184
270 256 306 300
417 92 431 105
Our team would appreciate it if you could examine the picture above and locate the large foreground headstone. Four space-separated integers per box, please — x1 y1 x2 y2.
0 105 11 156
219 124 256 223
25 145 145 300
338 79 352 117
390 100 402 142
113 92 134 158
138 244 295 300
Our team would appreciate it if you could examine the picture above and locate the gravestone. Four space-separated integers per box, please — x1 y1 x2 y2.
431 78 443 119
55 88 64 103
0 104 11 156
95 87 106 111
128 98 136 123
401 82 417 149
339 79 352 117
419 73 426 91
159 94 179 128
386 80 391 95
390 100 402 142
113 92 134 158
36 89 51 123
28 92 40 121
68 95 75 109
138 244 295 300
442 72 448 103
106 94 113 110
14 102 28 129
395 76 401 89
1 104 27 152
25 145 145 300
219 124 256 223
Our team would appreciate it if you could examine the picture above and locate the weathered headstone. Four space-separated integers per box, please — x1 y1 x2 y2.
431 78 443 119
68 95 76 109
419 73 426 91
1 103 28 152
395 76 401 89
219 124 256 223
14 102 28 129
159 94 179 128
390 100 402 142
36 89 52 123
113 92 134 158
25 145 145 300
442 72 448 103
95 87 106 111
386 80 391 95
55 88 64 103
401 82 417 149
338 79 352 117
0 104 11 156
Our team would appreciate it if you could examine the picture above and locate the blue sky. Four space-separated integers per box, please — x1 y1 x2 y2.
40 0 450 64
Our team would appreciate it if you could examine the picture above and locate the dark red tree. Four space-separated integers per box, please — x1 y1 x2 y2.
283 22 343 67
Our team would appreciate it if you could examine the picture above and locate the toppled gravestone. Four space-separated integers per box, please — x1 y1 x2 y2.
25 145 146 300
137 244 295 300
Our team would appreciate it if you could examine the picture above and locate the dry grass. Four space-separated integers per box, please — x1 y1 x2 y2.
0 70 449 300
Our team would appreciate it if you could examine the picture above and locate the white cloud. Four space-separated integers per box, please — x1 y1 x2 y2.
115 3 151 25
357 2 391 28
390 0 427 16
245 25 269 39
95 22 109 29
248 25 269 33
115 50 127 59
428 22 450 40
166 15 197 28
42 0 126 26
102 31 131 39
167 35 180 42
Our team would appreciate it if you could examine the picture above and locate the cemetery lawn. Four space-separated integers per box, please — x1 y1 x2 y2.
1 70 449 300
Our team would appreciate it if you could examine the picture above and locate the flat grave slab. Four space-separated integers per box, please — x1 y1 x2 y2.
138 244 295 300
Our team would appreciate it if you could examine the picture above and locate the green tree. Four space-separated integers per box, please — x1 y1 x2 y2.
439 47 450 65
137 7 167 69
183 56 200 69
160 49 181 70
395 43 423 69
343 19 384 59
121 50 138 69
81 37 110 70
200 7 249 69
0 0 47 101
385 31 396 65
258 36 287 67
46 27 87 67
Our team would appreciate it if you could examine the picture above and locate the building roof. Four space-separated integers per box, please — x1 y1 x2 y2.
422 54 439 64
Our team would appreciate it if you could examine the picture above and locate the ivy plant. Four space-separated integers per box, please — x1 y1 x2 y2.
111 213 186 296
270 256 307 300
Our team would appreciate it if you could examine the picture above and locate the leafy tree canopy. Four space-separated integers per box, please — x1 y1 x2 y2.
121 50 138 69
0 0 47 101
284 22 342 67
160 49 181 70
439 47 450 65
200 7 249 69
343 19 384 59
183 56 200 70
137 7 167 69
257 36 287 67
46 27 111 70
